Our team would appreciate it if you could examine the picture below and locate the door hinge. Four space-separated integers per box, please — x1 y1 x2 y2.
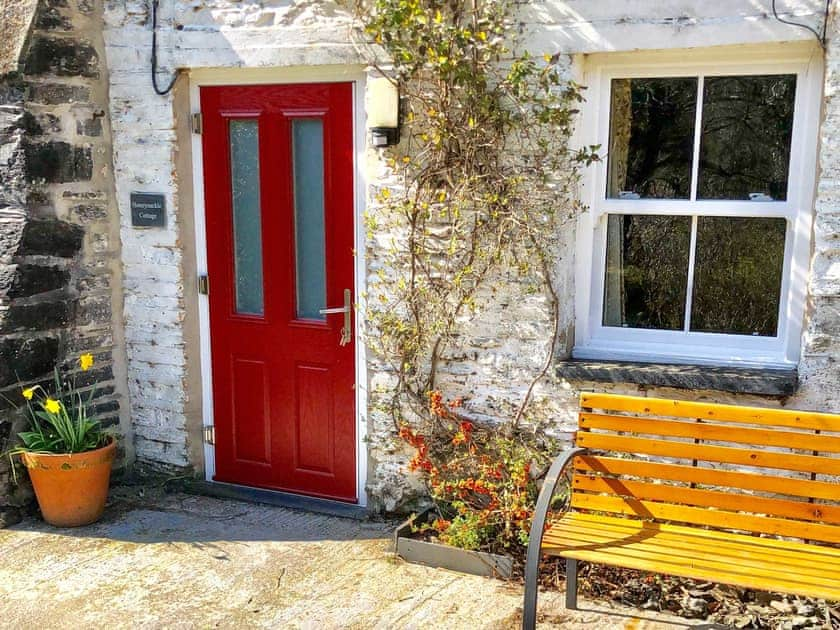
203 425 215 445
191 112 203 135
198 274 209 295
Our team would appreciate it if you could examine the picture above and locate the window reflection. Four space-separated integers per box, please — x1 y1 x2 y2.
698 75 795 201
603 214 691 330
691 217 786 336
607 78 697 200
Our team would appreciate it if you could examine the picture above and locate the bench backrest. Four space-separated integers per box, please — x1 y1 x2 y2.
573 393 840 544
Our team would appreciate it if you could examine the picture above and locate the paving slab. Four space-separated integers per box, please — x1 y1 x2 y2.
0 489 718 629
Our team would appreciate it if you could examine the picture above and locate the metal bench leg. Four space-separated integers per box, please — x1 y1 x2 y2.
522 532 541 630
565 558 579 609
521 447 586 630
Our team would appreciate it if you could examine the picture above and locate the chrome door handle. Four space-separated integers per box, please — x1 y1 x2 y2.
319 289 352 346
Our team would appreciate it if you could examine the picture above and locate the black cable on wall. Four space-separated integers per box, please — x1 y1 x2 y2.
771 0 832 49
151 0 178 95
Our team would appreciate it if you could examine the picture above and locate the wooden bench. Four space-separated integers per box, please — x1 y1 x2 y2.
522 393 840 629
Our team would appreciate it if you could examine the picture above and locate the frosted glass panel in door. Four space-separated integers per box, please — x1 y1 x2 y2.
292 119 327 320
229 119 264 316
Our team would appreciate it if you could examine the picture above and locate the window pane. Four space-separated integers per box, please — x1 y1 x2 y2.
607 78 697 200
292 119 327 320
698 75 796 201
690 217 786 336
603 214 691 330
229 120 264 316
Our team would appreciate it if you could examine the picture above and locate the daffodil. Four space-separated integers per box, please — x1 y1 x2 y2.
22 387 35 400
44 399 61 414
79 353 94 371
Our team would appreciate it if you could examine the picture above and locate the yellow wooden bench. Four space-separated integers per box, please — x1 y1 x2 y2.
522 393 840 629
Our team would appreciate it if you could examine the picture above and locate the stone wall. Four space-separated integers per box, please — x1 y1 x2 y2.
366 1 840 511
0 0 129 525
100 0 838 512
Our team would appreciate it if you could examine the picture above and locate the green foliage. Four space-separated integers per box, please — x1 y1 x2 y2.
7 354 110 464
353 0 597 414
349 0 592 557
403 391 562 556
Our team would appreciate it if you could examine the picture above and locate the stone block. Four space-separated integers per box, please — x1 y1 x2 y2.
76 113 103 137
35 4 73 31
23 140 93 183
75 365 114 388
0 336 59 388
18 111 43 135
24 37 99 78
6 264 71 298
24 190 50 211
77 294 112 326
0 270 13 302
98 415 120 428
91 398 120 416
0 215 26 265
78 273 111 293
17 219 84 258
62 190 105 201
0 507 22 529
3 299 76 332
27 83 89 105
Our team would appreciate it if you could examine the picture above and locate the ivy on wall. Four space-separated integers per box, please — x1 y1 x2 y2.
353 0 597 425
349 0 598 546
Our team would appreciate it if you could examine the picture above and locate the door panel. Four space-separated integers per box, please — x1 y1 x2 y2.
201 83 357 502
230 357 270 465
295 363 334 474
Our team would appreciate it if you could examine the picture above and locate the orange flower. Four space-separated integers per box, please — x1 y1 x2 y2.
429 390 445 416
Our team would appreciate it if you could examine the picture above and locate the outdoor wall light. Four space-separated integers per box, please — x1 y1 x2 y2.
368 77 401 147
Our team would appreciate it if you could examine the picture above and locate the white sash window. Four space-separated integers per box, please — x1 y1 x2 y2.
573 46 822 368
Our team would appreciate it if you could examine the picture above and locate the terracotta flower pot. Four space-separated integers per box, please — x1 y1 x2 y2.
20 438 116 527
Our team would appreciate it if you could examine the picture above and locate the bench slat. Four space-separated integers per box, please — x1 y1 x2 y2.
543 515 840 600
575 456 840 501
553 512 840 563
549 512 840 559
548 518 840 582
570 493 840 544
580 412 840 453
576 432 840 476
572 473 840 525
580 393 840 432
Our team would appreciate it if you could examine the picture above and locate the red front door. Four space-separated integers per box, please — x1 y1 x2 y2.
201 83 357 502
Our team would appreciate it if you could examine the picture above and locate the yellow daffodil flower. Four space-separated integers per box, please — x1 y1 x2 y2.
44 399 61 414
22 387 35 400
79 353 94 371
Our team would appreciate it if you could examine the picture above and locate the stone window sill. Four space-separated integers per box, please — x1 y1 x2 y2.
556 360 798 397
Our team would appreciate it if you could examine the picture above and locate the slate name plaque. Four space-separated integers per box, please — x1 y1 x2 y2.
131 193 166 227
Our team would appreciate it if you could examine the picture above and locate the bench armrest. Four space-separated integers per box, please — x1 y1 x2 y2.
523 447 587 630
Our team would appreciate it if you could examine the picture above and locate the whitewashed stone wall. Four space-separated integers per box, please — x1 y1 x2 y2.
102 0 373 472
102 0 838 510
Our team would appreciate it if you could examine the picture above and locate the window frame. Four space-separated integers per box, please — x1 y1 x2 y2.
573 44 823 368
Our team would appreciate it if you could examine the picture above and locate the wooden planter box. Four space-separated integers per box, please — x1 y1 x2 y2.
394 509 514 579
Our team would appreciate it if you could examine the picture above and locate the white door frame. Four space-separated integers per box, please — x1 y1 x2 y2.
188 66 369 507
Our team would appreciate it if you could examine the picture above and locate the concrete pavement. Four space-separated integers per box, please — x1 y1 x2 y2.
0 488 714 629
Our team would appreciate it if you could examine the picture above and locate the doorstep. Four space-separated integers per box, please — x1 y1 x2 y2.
187 480 369 520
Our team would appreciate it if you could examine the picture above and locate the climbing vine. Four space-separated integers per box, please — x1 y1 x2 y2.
350 0 597 547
